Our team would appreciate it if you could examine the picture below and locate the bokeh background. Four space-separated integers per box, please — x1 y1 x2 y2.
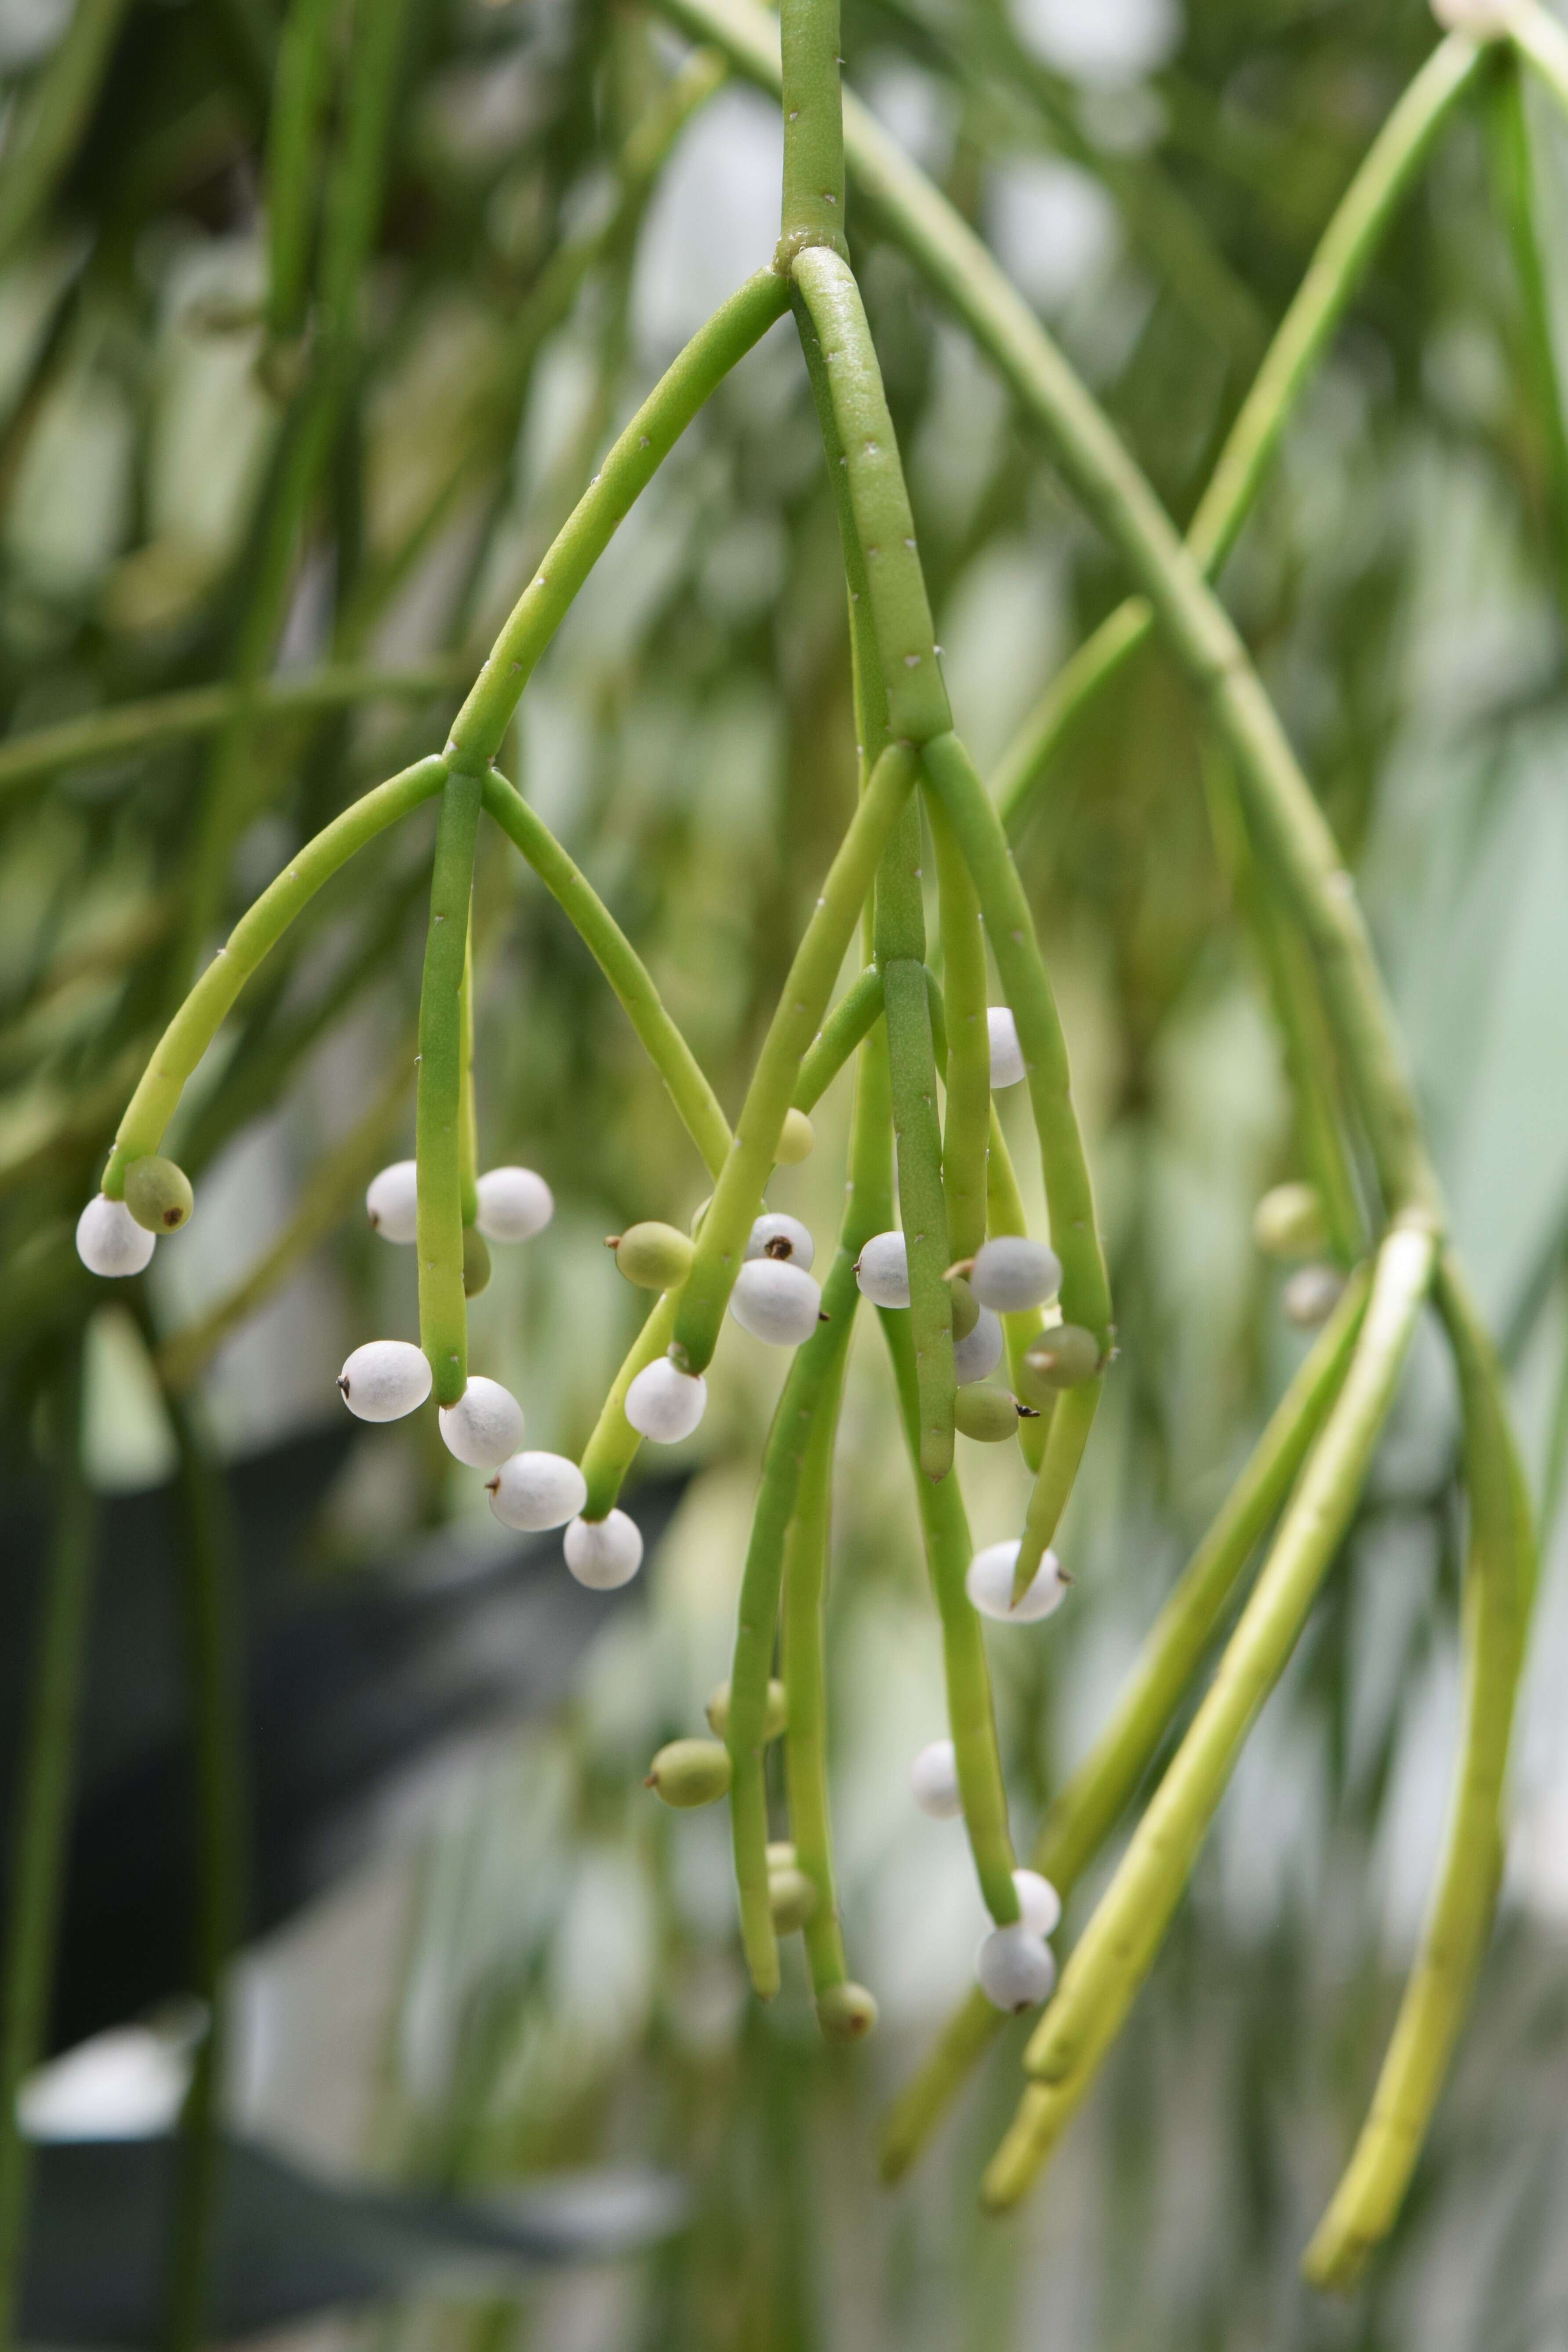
4 0 1568 2343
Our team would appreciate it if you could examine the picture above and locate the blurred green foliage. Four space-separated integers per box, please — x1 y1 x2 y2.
5 0 1568 2343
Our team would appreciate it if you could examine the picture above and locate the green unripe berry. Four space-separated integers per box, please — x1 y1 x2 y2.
1017 1324 1100 1405
124 1156 194 1233
462 1226 491 1298
776 1108 815 1164
948 1274 980 1342
706 1677 787 1743
768 1867 818 1933
1253 1181 1327 1262
644 1738 732 1808
611 1221 695 1290
818 1982 878 2042
953 1385 1021 1443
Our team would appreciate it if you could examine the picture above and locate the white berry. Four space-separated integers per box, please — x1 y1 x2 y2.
438 1376 525 1468
564 1509 644 1589
910 1738 962 1819
729 1258 822 1346
966 1538 1069 1623
953 1307 1004 1385
988 1007 1025 1089
971 1237 1061 1313
855 1230 909 1308
76 1195 156 1278
337 1339 432 1422
745 1212 815 1270
487 1450 587 1531
475 1166 553 1243
365 1160 418 1243
1013 1868 1062 1938
625 1357 707 1443
977 1923 1057 2013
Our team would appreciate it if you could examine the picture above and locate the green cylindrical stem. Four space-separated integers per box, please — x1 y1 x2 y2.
1011 1378 1100 1597
1515 0 1568 118
985 1105 1050 1473
1485 47 1568 626
482 770 731 1179
416 772 483 1405
793 968 884 1112
728 1251 861 1997
878 1269 1368 2182
1302 1251 1533 2288
783 1344 852 1999
265 0 339 346
982 1223 1435 2210
579 1294 677 1521
930 799 990 1261
778 0 847 261
458 919 479 1227
447 269 790 773
0 1356 94 2345
790 247 951 744
103 755 447 1193
883 959 956 1481
672 742 916 1373
921 729 1110 1348
878 1306 1019 1924
0 0 130 274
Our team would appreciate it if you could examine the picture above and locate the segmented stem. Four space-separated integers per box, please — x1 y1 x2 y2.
783 1344 853 2001
779 0 846 261
416 772 483 1405
930 800 990 1262
458 918 479 1228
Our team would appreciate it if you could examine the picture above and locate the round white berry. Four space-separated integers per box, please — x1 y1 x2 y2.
1013 1868 1062 1939
1281 1264 1345 1329
729 1258 822 1347
966 1538 1069 1624
625 1357 707 1443
76 1195 156 1278
337 1339 432 1422
855 1230 909 1309
953 1306 1004 1386
564 1509 644 1590
438 1376 525 1469
365 1160 418 1243
970 1237 1061 1314
988 1007 1025 1090
976 1923 1057 2013
745 1212 815 1271
910 1738 962 1819
487 1451 586 1532
475 1166 553 1243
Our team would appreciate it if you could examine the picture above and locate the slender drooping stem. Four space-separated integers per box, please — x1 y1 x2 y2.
159 1383 249 2352
103 755 448 1194
930 801 990 1263
578 1295 678 1521
672 742 917 1375
983 1222 1436 2210
984 1105 1051 1475
793 968 884 1113
878 1269 1370 2181
0 1352 94 2348
782 1344 853 2002
1484 48 1568 627
481 772 731 1180
415 773 482 1405
777 0 846 263
1303 1253 1534 2288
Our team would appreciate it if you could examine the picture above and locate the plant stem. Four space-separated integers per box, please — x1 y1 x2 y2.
879 1307 1020 1925
782 1343 852 2002
671 740 916 1374
984 1105 1051 1475
1484 47 1568 626
779 0 846 261
103 755 448 1194
458 921 479 1229
982 1222 1436 2210
416 773 483 1406
0 1350 94 2348
578 1295 678 1521
793 968 883 1112
265 0 341 348
877 1268 1369 2181
481 772 731 1179
0 0 131 273
1302 1251 1534 2288
930 800 989 1262
0 659 470 807
447 269 791 773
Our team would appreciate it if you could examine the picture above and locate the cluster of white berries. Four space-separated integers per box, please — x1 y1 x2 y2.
730 1211 822 1346
910 1737 1064 2011
854 1230 1062 1396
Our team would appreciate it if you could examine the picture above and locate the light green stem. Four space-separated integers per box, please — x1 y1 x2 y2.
1511 3 1568 140
778 0 847 262
930 800 989 1262
793 968 883 1111
877 1268 1369 2182
1302 1252 1534 2288
983 1105 1051 1473
481 771 731 1180
982 1222 1436 2210
416 773 483 1405
458 919 479 1229
0 0 131 272
783 1343 852 2000
671 741 917 1374
102 755 447 1194
578 1294 677 1521
265 0 340 346
1485 47 1568 626
0 1353 93 2347
446 270 791 773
